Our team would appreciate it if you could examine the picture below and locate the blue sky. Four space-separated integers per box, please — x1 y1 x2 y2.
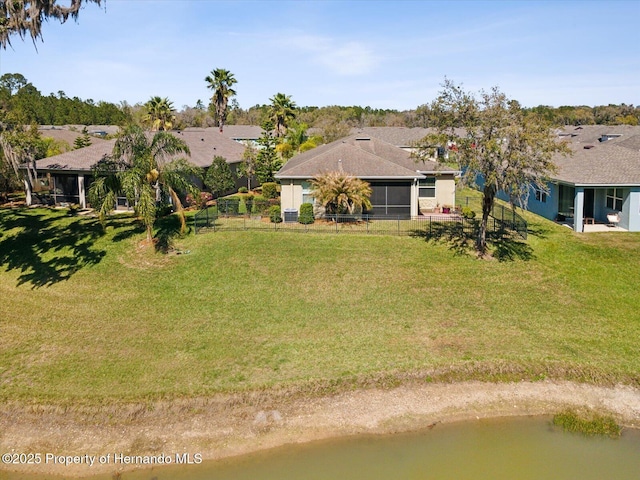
1 0 638 111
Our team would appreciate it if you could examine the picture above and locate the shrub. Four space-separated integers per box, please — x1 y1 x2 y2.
244 194 254 215
186 192 213 209
269 205 282 223
253 195 271 214
262 182 278 199
461 206 476 219
299 202 315 224
217 196 240 215
238 186 248 193
205 156 235 198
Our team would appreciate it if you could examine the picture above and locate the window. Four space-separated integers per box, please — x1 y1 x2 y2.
558 184 575 217
606 188 625 211
534 187 547 203
418 178 436 198
301 181 314 205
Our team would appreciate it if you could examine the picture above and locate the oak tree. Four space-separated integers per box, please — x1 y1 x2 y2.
415 79 569 254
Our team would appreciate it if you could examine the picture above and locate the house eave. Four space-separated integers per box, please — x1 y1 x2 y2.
275 174 424 180
552 180 640 188
417 169 461 175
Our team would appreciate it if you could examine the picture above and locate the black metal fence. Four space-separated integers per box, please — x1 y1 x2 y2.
458 196 528 239
194 196 527 239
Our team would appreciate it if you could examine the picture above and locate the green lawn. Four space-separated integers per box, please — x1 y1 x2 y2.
1 205 639 405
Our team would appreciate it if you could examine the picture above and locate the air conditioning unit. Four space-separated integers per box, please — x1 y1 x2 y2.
284 208 298 222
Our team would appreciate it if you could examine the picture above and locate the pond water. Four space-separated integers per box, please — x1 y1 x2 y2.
3 416 640 480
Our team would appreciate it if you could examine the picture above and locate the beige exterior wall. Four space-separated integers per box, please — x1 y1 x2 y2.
279 179 303 212
281 175 456 218
410 181 419 217
436 175 456 208
417 174 457 213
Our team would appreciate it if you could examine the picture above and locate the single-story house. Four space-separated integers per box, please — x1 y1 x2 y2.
525 125 640 232
39 126 109 148
275 134 459 218
26 129 249 208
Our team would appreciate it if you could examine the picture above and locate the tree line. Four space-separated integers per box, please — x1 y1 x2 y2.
0 73 129 126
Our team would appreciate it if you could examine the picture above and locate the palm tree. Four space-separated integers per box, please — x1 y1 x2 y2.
310 171 372 215
269 93 297 137
88 125 201 242
204 68 237 133
143 96 176 131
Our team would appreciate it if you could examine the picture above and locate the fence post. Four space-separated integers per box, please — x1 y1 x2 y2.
366 215 369 234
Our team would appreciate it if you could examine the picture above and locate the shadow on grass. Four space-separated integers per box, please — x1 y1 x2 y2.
109 215 146 242
411 220 534 261
526 222 552 239
0 208 142 288
410 221 476 257
0 208 108 287
488 229 534 261
154 214 186 254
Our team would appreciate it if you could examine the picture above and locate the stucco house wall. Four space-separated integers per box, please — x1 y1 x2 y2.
276 135 458 219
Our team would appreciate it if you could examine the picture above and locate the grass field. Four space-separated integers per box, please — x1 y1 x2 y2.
1 203 639 405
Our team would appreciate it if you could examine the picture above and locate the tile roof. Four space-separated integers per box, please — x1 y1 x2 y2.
35 130 246 172
276 134 451 180
552 125 640 185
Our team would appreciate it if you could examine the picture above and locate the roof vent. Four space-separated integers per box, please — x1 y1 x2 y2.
583 145 595 149
355 137 371 141
599 134 622 142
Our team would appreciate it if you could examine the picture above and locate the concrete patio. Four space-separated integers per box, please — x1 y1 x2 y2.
583 223 628 233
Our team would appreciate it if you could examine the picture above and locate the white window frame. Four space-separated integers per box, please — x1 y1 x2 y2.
606 188 624 211
534 187 547 203
301 181 314 205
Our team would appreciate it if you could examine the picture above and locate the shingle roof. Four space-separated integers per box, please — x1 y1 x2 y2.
349 126 467 147
35 130 246 172
171 130 246 167
276 135 450 180
552 125 640 185
36 139 115 171
349 127 432 147
218 125 263 140
38 127 108 148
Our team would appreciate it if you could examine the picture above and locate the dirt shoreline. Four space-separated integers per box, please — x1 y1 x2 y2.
1 380 639 478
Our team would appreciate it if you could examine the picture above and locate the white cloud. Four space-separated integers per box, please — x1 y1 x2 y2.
287 35 380 76
316 41 379 76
